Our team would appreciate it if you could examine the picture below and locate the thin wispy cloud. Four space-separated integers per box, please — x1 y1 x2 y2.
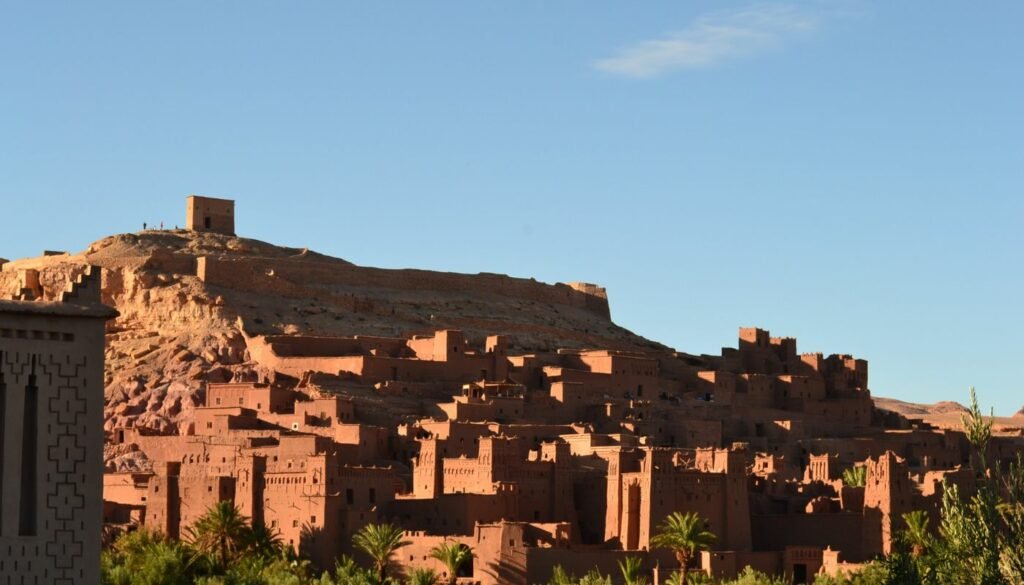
594 4 819 79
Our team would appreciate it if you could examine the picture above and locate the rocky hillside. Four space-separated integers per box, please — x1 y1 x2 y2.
874 397 1023 434
0 230 662 467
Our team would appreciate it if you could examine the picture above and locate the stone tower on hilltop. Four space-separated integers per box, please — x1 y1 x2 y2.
186 195 235 235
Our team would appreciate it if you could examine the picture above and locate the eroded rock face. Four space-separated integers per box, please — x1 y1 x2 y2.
1 230 658 470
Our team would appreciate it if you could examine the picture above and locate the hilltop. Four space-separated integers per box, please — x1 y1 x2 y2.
0 229 661 463
874 396 1024 434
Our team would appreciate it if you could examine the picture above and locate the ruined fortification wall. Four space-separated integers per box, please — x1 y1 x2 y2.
196 256 611 319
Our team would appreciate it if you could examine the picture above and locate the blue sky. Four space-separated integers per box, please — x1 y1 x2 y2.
2 2 1021 413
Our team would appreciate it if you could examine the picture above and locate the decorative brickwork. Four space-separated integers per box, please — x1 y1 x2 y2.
0 269 115 585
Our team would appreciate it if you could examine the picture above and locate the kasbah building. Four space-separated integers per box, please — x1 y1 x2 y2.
2 196 1022 584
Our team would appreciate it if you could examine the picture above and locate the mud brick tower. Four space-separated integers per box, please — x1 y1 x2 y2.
0 267 117 585
186 195 235 235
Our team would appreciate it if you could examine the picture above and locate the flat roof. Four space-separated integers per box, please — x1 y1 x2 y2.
0 298 118 320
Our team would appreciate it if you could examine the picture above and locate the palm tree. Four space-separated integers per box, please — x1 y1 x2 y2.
617 555 649 585
547 566 574 585
429 540 474 585
408 567 439 585
352 522 411 584
649 511 716 572
246 521 284 559
184 500 252 571
902 510 931 558
842 466 867 487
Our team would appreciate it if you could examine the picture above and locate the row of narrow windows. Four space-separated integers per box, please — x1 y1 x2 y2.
0 329 74 342
0 352 40 537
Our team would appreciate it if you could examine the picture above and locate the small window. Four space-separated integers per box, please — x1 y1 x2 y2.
369 488 376 504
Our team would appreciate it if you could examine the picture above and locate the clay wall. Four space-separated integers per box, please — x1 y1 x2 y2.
559 433 637 456
334 466 400 510
412 438 443 498
144 469 179 537
776 375 826 408
739 328 771 349
103 473 151 507
697 371 736 405
392 533 477 582
551 352 660 399
439 399 491 422
193 407 262 435
737 374 777 409
417 420 493 443
662 418 723 448
393 522 540 585
803 395 873 432
750 513 864 560
206 382 293 413
805 454 839 482
548 381 622 422
863 452 912 556
262 471 337 553
196 256 612 318
179 475 235 531
186 195 235 235
623 470 728 550
333 424 389 463
122 433 197 465
387 491 517 535
249 334 507 384
799 353 824 374
784 546 824 583
492 423 584 450
443 457 495 494
265 335 407 358
296 396 355 424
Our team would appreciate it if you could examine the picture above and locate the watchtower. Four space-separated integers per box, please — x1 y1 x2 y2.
186 195 235 235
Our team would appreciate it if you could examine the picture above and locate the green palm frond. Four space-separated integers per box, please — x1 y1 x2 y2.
429 541 474 585
353 523 412 583
650 511 716 569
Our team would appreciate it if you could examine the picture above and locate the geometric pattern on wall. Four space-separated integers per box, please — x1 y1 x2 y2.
1 350 90 585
